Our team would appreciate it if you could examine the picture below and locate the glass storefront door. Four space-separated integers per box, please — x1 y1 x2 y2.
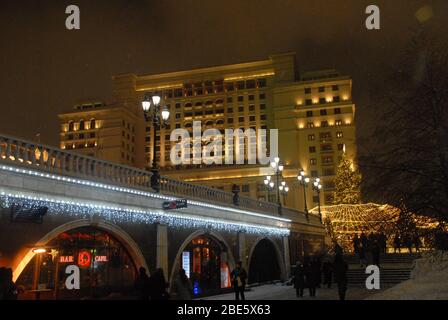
16 227 137 300
183 236 231 297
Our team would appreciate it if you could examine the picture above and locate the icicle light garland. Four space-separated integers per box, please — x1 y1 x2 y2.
1 193 290 237
0 164 290 223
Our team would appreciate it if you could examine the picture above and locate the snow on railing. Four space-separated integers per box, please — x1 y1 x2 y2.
0 133 310 219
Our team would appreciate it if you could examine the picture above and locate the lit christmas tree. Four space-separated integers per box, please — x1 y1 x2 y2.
333 147 361 204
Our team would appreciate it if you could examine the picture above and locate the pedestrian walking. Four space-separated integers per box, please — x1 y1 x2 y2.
230 261 247 300
0 268 18 300
393 234 401 253
333 254 348 301
174 268 193 300
293 261 305 298
379 232 388 254
134 267 150 300
149 268 170 300
322 259 333 289
307 257 320 297
371 241 381 267
353 234 360 255
413 233 421 253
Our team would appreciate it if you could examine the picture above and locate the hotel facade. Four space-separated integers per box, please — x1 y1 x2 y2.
58 53 357 211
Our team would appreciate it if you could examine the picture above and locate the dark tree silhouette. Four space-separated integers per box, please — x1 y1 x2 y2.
360 31 448 222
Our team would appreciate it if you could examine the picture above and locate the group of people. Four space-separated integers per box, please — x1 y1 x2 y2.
293 253 348 300
135 261 248 301
134 267 171 300
393 233 422 253
353 232 385 267
0 267 18 300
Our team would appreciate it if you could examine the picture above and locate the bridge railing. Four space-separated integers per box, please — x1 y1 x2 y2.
0 134 309 219
0 134 152 189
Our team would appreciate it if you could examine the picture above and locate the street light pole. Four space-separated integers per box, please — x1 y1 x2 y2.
270 157 284 215
313 178 323 223
298 169 310 221
279 181 289 206
141 95 170 192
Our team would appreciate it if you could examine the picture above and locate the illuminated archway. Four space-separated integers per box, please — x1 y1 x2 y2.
169 230 236 296
12 218 148 282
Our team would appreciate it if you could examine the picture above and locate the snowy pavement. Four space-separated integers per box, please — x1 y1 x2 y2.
198 283 388 300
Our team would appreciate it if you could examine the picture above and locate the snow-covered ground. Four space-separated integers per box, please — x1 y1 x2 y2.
368 251 448 300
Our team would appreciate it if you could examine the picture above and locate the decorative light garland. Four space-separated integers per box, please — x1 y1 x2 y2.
1 192 290 237
310 203 444 251
0 164 291 223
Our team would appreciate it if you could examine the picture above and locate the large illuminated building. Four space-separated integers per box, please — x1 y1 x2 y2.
58 53 357 211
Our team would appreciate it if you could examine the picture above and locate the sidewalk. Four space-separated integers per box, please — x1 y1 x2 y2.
198 283 388 300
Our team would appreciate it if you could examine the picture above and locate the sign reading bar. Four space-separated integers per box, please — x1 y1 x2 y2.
163 199 187 210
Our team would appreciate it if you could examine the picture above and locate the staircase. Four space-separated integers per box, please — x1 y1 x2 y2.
345 253 421 287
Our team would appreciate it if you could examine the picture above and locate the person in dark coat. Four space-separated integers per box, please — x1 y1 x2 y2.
333 254 348 301
322 259 333 288
393 234 401 253
174 268 193 300
371 241 381 267
230 261 247 300
360 232 368 251
413 233 421 253
0 268 18 300
353 234 360 255
135 267 150 300
379 232 388 253
306 257 320 297
293 261 305 298
149 268 169 300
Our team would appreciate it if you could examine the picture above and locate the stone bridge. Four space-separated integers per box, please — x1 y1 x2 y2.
0 134 325 299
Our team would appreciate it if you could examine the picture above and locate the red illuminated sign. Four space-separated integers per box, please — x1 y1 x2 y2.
78 250 91 267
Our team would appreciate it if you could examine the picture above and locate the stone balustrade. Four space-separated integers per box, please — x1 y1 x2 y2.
0 134 311 219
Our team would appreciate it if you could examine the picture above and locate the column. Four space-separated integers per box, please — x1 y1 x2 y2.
156 224 169 279
283 236 291 279
238 232 247 269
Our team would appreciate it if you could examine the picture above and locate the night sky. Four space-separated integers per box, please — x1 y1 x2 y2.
0 0 447 149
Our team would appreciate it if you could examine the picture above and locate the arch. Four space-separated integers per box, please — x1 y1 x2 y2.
68 121 74 132
12 218 148 282
247 237 286 284
90 118 96 130
168 230 236 293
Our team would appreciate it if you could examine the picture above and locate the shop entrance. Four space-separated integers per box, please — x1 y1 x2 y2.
248 239 281 284
180 235 231 297
16 227 137 299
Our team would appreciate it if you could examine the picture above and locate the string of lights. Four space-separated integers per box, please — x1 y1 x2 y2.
0 164 291 223
1 192 290 237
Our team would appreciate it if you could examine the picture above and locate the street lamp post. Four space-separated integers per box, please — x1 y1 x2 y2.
141 94 170 192
263 175 272 202
297 169 310 221
270 157 284 214
279 181 289 206
313 178 323 223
